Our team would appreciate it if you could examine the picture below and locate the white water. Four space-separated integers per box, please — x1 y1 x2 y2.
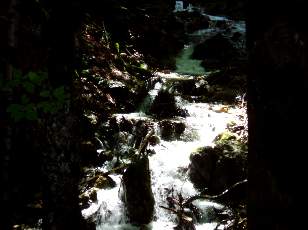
82 11 246 230
148 101 239 229
82 73 245 229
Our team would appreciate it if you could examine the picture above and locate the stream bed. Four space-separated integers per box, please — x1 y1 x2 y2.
82 9 247 230
82 72 246 229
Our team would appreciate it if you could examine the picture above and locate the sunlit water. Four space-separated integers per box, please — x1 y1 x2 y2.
82 75 245 229
82 12 246 230
175 44 206 75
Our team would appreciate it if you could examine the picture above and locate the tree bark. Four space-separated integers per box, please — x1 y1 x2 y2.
41 1 84 229
0 0 19 229
247 1 308 229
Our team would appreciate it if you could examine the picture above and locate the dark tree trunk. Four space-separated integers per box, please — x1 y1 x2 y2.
0 0 85 229
41 1 84 229
40 114 83 230
0 0 19 229
247 1 308 229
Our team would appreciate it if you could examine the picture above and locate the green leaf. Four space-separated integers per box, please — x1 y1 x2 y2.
38 101 55 113
7 104 24 121
28 71 48 85
13 69 23 82
39 90 51 98
53 86 68 101
81 69 90 74
21 94 30 104
23 82 35 93
24 104 38 120
115 42 120 53
28 72 41 84
140 63 148 70
7 104 22 114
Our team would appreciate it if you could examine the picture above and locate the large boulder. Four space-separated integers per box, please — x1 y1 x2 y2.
188 147 219 190
188 132 247 193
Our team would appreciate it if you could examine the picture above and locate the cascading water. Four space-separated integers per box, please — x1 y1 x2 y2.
82 77 244 229
175 45 205 75
82 10 246 230
147 98 240 230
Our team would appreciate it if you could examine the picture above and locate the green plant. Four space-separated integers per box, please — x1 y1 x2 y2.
2 69 70 122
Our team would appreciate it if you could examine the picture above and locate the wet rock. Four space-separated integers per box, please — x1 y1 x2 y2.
79 188 98 210
188 147 219 189
173 78 209 96
80 138 113 167
149 90 188 118
88 189 98 203
174 121 186 138
94 175 112 189
159 120 174 140
122 157 155 225
197 67 247 103
80 170 116 194
175 10 210 33
210 157 245 193
159 120 186 141
188 133 247 193
119 117 134 133
173 79 196 95
192 33 238 62
79 193 91 210
148 135 160 146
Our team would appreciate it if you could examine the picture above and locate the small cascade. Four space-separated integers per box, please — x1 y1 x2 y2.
138 81 163 114
81 70 245 229
82 8 247 230
148 99 238 229
175 45 206 75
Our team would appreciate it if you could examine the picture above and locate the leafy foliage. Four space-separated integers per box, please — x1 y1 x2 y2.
2 70 70 122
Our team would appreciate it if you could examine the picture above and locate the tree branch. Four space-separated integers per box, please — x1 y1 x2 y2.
183 179 248 206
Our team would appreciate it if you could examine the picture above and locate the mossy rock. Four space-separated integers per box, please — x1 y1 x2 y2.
189 132 247 193
93 175 116 189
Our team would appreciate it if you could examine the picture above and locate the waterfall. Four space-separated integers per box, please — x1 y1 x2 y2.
138 81 163 114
